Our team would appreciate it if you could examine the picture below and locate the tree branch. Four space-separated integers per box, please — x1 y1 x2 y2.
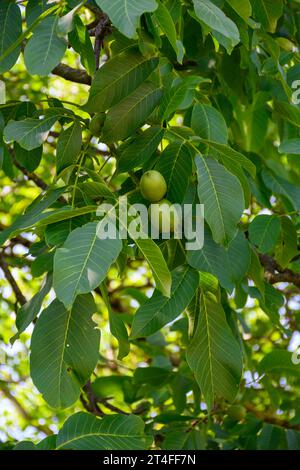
80 380 105 417
0 252 26 306
93 14 112 70
52 63 91 85
259 253 300 289
12 155 47 190
245 403 300 431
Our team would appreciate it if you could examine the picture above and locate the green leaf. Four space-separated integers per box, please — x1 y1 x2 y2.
191 103 228 144
118 126 164 172
133 238 171 297
261 283 284 328
95 0 158 38
153 1 181 61
45 217 86 247
24 17 67 76
36 435 57 450
193 0 240 48
247 248 265 296
249 215 281 253
225 0 252 22
0 187 66 246
34 206 97 228
258 424 285 450
102 82 162 143
84 49 159 113
155 141 193 203
0 1 22 73
274 101 300 127
262 169 300 211
258 350 300 377
11 274 52 343
131 266 199 338
203 140 256 178
195 156 244 245
275 216 298 268
54 221 122 308
56 412 152 449
4 114 59 150
252 0 283 33
14 441 36 450
79 182 117 204
186 291 243 410
245 93 269 153
109 311 130 360
30 294 100 408
187 228 250 292
100 283 130 360
56 121 82 173
26 0 52 27
160 77 206 122
134 366 171 386
14 142 42 172
286 430 300 450
278 139 300 155
57 4 80 36
69 16 95 77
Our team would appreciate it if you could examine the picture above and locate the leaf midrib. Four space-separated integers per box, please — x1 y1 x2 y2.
132 267 190 337
199 157 226 243
56 431 143 449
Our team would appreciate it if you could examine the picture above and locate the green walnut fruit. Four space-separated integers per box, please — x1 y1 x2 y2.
149 199 179 233
89 113 106 136
227 405 246 421
140 170 167 202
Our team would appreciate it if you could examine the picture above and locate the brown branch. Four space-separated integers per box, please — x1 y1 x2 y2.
0 252 26 306
259 253 300 289
97 396 129 415
52 63 91 85
245 403 300 431
12 155 47 190
11 151 68 204
93 14 112 70
81 380 105 417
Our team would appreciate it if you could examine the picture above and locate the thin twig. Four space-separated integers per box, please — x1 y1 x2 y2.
0 252 26 306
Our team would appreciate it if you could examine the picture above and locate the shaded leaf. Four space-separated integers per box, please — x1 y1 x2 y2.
56 121 82 173
193 0 240 48
56 412 152 449
54 222 122 308
102 82 162 143
249 215 281 253
95 0 158 38
4 114 59 150
30 294 100 408
155 141 194 203
118 126 164 172
186 291 242 410
0 1 22 73
131 266 199 338
195 156 244 245
24 17 67 76
191 103 228 144
84 49 159 113
252 0 283 33
11 274 53 343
